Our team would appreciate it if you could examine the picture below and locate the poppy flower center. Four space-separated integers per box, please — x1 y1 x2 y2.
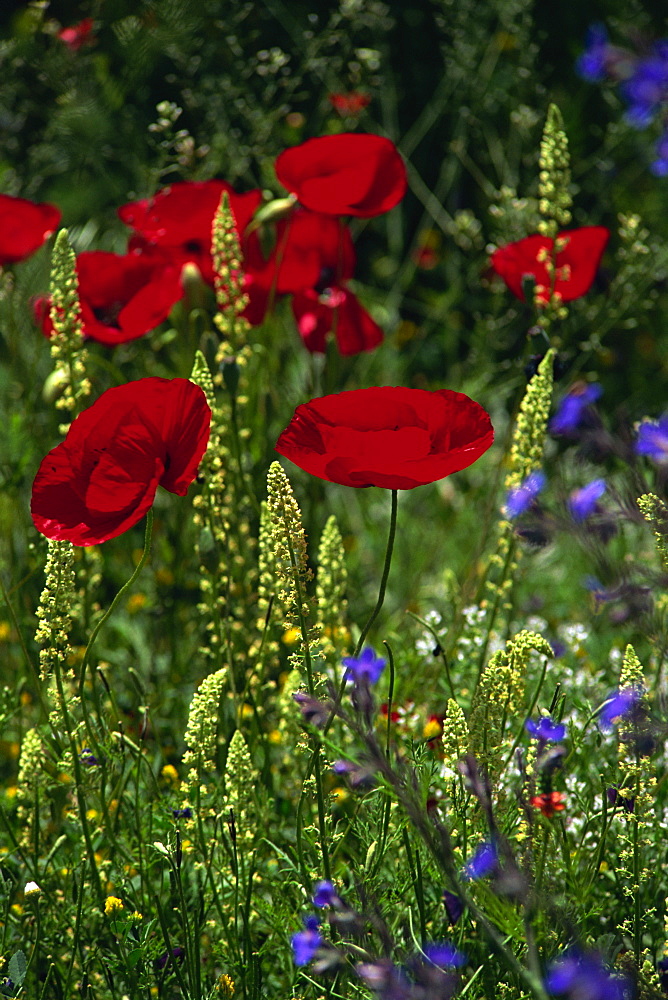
184 239 204 255
92 301 124 329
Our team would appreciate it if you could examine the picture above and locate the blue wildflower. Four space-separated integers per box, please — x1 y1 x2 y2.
525 716 567 742
443 889 464 924
651 128 668 176
545 949 632 1000
171 807 193 820
568 478 606 522
576 24 611 82
505 471 546 518
635 414 668 463
291 915 322 966
463 841 498 880
423 943 467 969
79 748 100 767
550 383 602 436
621 45 668 129
598 687 642 731
313 880 342 908
342 647 386 684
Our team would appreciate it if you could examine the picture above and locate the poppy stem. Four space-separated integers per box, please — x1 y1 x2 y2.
78 509 154 706
353 488 398 657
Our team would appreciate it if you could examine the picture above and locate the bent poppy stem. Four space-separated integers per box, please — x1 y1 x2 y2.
78 509 154 709
353 489 398 657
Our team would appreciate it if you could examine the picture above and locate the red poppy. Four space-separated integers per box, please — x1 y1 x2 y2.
328 92 371 116
118 180 262 285
36 251 183 346
57 17 95 51
245 209 354 297
0 194 61 267
490 226 609 304
275 133 407 217
530 791 566 817
31 378 211 546
275 386 493 489
291 286 383 355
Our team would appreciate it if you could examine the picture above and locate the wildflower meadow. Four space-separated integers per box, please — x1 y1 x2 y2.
3 3 668 999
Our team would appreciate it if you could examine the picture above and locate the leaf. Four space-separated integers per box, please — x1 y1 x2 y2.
8 950 27 988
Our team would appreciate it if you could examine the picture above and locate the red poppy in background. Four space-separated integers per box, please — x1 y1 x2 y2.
530 792 566 817
328 92 371 116
242 208 356 330
36 251 183 346
0 194 61 267
291 286 383 356
57 17 95 51
275 133 407 217
31 378 211 546
490 226 609 303
118 180 262 285
276 386 493 489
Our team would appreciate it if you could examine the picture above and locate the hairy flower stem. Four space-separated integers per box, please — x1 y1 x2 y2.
78 510 153 746
368 740 550 1000
52 653 105 911
283 509 331 881
354 489 398 657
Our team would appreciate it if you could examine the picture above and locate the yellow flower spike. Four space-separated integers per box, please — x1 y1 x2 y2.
104 896 124 916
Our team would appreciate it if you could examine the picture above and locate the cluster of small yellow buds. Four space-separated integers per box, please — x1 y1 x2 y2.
506 349 555 491
316 515 349 661
637 493 668 568
470 631 552 771
35 540 77 681
47 229 91 427
183 667 228 782
537 104 572 238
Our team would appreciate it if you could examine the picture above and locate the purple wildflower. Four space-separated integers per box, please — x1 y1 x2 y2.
171 807 193 820
598 687 642 731
568 478 606 522
525 716 567 743
155 947 185 970
356 959 412 999
443 889 464 924
635 414 668 463
342 647 386 684
607 785 635 813
313 881 342 908
79 748 100 767
545 949 632 1000
463 841 498 880
576 24 611 82
293 691 330 728
291 915 322 967
621 45 668 128
423 943 467 969
505 471 546 518
651 127 668 176
550 383 602 436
